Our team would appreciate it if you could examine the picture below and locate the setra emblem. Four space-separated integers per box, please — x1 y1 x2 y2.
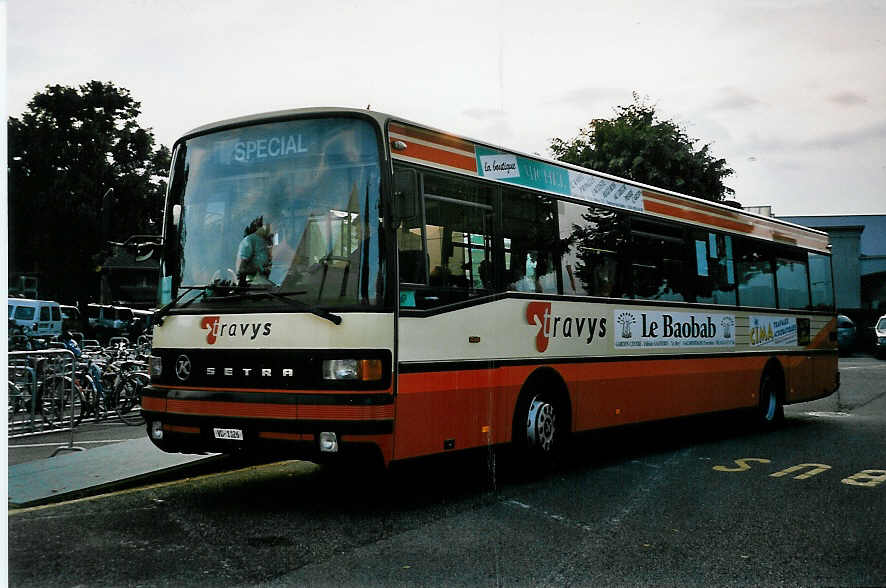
175 354 192 382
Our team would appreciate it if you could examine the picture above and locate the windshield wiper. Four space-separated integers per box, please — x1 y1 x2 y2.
154 285 208 325
205 289 343 325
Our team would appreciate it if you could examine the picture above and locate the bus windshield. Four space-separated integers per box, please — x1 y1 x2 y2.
166 117 384 310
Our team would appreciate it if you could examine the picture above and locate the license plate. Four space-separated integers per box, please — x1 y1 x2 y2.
213 427 244 441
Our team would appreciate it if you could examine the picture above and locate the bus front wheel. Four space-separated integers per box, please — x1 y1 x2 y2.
526 396 557 454
513 390 565 472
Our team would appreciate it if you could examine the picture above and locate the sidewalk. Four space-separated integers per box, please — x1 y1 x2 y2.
8 433 220 508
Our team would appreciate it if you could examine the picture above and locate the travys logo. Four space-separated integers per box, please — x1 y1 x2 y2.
200 316 272 345
526 301 607 352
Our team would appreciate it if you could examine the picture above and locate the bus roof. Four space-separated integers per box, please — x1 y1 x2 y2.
176 107 830 253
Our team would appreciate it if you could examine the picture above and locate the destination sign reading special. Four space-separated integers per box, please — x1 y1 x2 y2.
614 309 735 348
215 133 310 164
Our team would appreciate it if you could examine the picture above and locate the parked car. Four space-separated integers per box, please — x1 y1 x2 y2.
837 314 856 354
873 314 886 359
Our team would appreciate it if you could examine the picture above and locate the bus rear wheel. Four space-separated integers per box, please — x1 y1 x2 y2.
756 371 784 428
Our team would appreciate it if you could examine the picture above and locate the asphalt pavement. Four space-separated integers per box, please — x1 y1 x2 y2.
6 353 886 587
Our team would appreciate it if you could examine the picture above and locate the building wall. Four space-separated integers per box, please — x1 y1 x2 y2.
779 214 886 347
779 215 885 257
823 226 863 310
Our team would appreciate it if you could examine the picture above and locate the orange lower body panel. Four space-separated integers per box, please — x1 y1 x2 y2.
393 355 792 462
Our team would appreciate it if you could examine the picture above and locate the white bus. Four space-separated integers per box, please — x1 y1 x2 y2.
142 108 838 468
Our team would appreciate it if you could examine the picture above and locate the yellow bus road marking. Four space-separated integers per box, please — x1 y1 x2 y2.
713 458 886 488
713 458 771 472
770 464 831 479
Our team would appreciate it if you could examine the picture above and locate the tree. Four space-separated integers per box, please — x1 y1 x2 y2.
550 94 737 297
550 93 735 203
8 81 171 304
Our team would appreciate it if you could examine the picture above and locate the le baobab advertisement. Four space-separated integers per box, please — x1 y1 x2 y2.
614 309 735 348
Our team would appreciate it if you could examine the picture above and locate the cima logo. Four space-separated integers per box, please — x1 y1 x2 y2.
526 301 607 353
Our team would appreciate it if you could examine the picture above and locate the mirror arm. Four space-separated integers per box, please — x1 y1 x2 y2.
107 234 165 249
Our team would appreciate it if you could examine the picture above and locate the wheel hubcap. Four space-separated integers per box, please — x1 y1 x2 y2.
527 398 556 452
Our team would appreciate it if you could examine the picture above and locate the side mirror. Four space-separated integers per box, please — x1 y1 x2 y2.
135 243 156 262
393 169 417 223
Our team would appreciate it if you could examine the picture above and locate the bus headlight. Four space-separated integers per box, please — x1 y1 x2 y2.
150 355 163 378
321 359 383 381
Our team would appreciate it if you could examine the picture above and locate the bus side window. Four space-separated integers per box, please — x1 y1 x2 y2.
393 168 426 284
502 189 560 294
808 252 834 310
735 238 776 308
630 218 690 302
775 250 811 309
691 231 737 305
417 172 495 306
559 202 630 298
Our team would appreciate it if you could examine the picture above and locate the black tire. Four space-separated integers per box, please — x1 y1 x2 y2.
38 376 64 426
756 370 784 428
114 377 145 426
8 382 24 418
76 373 99 422
38 375 85 427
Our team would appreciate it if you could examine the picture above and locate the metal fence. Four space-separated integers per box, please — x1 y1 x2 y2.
8 349 78 437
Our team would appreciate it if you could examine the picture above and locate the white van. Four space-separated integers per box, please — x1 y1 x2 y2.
8 299 63 338
112 306 134 331
87 303 134 333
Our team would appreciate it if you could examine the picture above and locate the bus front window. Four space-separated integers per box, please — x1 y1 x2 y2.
166 117 383 309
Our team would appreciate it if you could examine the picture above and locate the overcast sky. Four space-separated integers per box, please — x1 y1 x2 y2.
5 0 885 215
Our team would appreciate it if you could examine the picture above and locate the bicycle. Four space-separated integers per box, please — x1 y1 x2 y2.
37 358 92 427
109 360 148 425
8 364 36 422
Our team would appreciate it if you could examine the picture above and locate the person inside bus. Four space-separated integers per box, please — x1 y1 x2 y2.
273 213 317 290
650 278 684 301
236 216 274 286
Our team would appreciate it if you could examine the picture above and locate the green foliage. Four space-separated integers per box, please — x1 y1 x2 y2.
550 93 735 202
8 81 170 303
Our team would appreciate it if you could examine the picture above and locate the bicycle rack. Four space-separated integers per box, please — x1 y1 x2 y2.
8 349 85 456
